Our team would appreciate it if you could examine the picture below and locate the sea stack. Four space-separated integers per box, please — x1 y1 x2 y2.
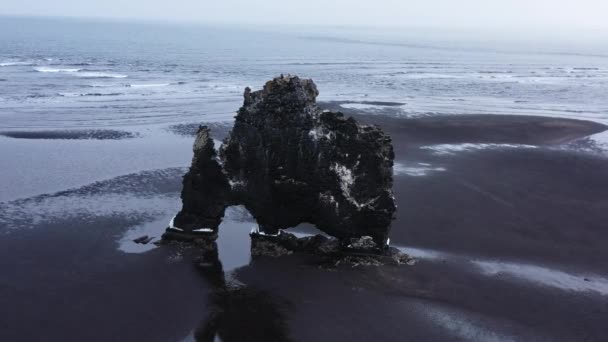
166 75 396 246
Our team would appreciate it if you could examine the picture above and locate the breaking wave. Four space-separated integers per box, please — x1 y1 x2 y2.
126 83 170 88
35 67 81 73
34 67 128 78
59 92 124 97
1 61 35 67
88 84 117 88
76 72 128 79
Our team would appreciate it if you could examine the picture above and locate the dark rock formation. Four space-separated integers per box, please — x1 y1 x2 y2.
166 75 396 246
250 232 414 267
164 127 229 241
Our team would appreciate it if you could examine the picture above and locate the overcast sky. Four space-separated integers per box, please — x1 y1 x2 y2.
2 0 608 30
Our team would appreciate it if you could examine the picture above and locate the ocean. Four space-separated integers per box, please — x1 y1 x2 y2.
2 17 608 202
2 17 608 128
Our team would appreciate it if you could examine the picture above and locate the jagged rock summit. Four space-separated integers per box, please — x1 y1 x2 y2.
166 75 396 246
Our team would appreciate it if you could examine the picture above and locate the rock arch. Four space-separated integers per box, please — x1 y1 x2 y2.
163 76 396 246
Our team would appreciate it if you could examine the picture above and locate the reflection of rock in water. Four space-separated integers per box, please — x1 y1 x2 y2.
193 239 225 288
193 240 292 342
195 287 292 342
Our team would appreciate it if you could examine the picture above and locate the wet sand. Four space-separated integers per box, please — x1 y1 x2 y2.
342 109 608 272
0 169 209 342
1 110 608 341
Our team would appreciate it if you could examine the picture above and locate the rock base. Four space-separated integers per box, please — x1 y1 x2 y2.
251 232 414 267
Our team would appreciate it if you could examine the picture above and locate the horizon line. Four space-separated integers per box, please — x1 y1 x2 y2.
2 13 608 33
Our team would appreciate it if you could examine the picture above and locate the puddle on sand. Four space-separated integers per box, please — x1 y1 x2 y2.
117 205 258 273
284 222 331 238
117 215 173 254
216 206 258 272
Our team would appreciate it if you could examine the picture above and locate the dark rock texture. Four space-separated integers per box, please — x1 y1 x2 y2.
250 232 413 266
167 127 230 238
167 75 396 245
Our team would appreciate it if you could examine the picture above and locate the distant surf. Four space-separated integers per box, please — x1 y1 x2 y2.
76 71 128 79
58 92 123 97
126 83 170 88
34 67 128 78
1 61 35 67
35 67 81 73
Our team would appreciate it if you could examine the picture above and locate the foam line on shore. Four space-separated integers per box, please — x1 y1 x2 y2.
415 303 516 342
472 260 608 296
393 162 446 176
420 143 538 155
395 245 608 296
35 67 81 73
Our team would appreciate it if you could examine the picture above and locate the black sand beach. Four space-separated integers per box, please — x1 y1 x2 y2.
1 110 608 341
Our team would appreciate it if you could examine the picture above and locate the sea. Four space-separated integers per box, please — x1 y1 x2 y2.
3 17 608 126
2 16 608 202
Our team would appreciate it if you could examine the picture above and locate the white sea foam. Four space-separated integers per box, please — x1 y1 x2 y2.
89 84 116 88
395 245 608 296
393 246 447 260
393 162 446 176
573 130 608 154
35 67 81 73
36 68 126 78
421 143 538 156
58 92 122 97
76 72 128 79
127 83 170 88
473 260 608 296
1 61 34 67
415 303 517 342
